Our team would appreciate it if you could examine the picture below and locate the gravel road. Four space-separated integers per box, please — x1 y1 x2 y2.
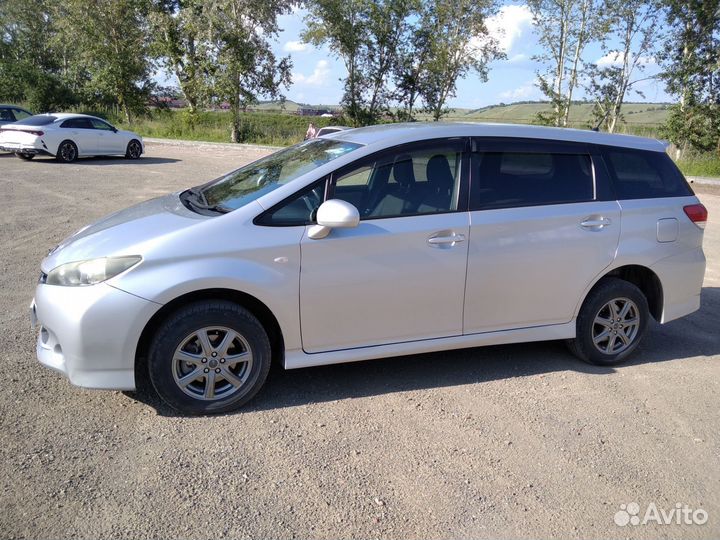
0 143 718 539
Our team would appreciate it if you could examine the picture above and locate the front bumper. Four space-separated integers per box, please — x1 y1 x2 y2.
33 282 161 390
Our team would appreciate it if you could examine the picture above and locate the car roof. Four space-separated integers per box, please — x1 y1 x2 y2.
331 122 667 152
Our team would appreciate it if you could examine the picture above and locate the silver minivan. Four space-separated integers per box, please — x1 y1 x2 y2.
32 123 708 414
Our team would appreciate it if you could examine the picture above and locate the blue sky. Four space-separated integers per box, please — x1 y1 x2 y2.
268 3 674 108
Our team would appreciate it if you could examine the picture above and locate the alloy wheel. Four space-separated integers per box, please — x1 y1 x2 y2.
171 326 253 400
591 297 640 355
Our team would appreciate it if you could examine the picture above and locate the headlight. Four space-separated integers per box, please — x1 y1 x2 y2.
46 256 142 286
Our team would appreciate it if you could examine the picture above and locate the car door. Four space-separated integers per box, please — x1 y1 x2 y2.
298 139 470 353
90 118 124 154
464 138 621 334
60 118 97 154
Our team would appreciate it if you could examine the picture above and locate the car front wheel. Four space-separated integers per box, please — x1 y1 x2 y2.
148 301 272 414
568 278 649 365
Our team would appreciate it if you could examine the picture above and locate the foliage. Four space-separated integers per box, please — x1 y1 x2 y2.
528 0 606 127
658 0 720 156
586 0 660 133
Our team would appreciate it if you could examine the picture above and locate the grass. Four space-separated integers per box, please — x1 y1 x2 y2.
94 109 341 146
676 154 720 177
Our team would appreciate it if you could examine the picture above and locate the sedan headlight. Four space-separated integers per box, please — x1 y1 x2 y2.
46 256 142 286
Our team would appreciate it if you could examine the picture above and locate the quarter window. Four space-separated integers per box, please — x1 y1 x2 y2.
12 108 31 121
604 149 692 199
471 151 594 210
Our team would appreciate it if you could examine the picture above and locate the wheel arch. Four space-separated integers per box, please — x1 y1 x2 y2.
134 288 285 383
579 265 664 322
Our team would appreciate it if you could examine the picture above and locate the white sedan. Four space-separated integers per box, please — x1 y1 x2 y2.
0 113 144 162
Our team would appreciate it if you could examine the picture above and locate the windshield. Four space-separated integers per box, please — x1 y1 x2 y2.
18 115 57 126
200 138 361 210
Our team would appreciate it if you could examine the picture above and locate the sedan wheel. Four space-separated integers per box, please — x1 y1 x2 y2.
56 140 78 163
126 139 142 159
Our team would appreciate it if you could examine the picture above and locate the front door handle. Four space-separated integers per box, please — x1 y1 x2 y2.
427 232 466 247
580 217 612 230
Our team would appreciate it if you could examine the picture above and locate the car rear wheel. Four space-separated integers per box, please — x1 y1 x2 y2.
148 300 271 414
15 152 34 160
568 278 649 366
125 139 142 159
56 140 78 163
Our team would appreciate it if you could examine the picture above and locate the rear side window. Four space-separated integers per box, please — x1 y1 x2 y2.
603 149 692 199
61 118 94 129
471 151 594 210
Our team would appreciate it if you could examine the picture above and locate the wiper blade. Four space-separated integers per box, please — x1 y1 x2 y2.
183 188 231 214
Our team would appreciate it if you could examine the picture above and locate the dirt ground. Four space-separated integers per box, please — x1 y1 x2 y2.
0 142 718 539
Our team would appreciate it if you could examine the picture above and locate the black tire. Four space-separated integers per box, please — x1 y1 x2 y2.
125 139 142 159
15 152 34 160
56 140 78 163
148 300 271 414
568 278 649 366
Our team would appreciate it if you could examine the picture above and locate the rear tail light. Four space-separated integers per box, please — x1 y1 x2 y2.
29 130 44 136
0 128 43 136
684 204 708 229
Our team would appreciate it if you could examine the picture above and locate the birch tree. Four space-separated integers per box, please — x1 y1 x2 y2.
529 0 604 127
587 0 660 132
418 0 501 121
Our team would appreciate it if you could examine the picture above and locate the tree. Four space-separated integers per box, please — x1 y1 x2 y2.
149 0 210 113
417 0 502 121
393 12 430 121
55 0 156 122
0 0 76 111
204 0 293 142
659 0 720 156
529 0 605 127
587 0 661 133
303 0 414 125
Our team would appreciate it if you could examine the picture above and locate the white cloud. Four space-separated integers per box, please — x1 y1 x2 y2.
485 5 534 54
596 51 656 67
500 80 540 101
284 40 309 53
293 60 331 86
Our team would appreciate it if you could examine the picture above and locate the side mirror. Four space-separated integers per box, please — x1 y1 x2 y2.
308 199 360 239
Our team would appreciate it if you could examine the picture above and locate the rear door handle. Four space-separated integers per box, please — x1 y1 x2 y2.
427 233 466 247
580 217 611 230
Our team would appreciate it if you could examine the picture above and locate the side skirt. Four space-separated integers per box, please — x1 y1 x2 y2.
284 322 576 369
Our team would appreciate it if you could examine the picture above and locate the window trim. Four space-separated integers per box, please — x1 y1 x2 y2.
469 137 599 211
254 137 471 227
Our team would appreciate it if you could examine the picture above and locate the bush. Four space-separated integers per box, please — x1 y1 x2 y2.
676 153 720 177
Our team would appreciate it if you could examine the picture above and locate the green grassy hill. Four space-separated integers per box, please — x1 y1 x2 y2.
414 101 671 136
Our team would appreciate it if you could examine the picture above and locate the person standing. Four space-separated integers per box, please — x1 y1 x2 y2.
305 122 317 140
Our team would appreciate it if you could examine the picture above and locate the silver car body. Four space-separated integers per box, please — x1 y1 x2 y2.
0 113 143 157
32 123 706 390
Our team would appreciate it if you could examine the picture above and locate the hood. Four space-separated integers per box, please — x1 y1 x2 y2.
42 193 206 272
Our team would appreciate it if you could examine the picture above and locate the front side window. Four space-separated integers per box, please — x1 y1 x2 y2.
332 142 464 219
201 138 361 211
471 151 594 210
